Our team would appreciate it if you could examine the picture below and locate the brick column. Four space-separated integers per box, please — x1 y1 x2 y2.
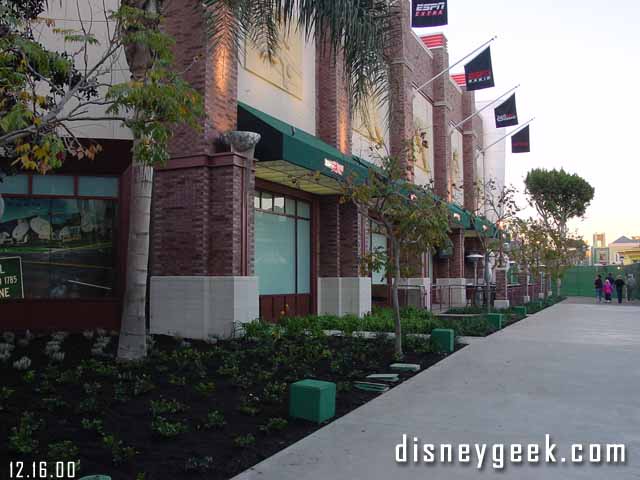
462 92 478 211
149 1 257 340
317 198 370 316
495 268 509 309
432 43 451 200
316 39 351 155
519 270 531 303
319 197 341 278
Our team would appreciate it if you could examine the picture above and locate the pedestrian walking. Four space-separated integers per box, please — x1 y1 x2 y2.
594 274 603 303
627 274 636 301
603 279 613 303
614 275 625 304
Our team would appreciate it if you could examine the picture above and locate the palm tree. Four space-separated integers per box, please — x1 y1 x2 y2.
117 0 393 360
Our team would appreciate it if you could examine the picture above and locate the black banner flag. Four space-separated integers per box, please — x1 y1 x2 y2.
494 94 518 128
511 126 530 153
411 0 448 28
464 47 495 91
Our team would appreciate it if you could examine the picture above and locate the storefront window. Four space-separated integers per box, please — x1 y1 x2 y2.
254 191 311 295
0 175 118 300
370 222 387 285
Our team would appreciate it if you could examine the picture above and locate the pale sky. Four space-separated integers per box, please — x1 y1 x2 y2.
414 0 640 246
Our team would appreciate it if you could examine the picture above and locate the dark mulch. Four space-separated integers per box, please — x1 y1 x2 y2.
0 331 458 480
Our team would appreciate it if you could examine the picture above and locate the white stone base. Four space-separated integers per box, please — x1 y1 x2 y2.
494 299 510 309
547 291 553 298
538 292 545 300
318 277 371 317
523 295 531 303
396 277 432 309
435 278 467 306
150 276 259 340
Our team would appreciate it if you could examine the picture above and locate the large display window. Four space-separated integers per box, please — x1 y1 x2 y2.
254 191 311 296
0 175 118 299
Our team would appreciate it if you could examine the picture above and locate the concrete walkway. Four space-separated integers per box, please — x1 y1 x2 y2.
235 299 640 479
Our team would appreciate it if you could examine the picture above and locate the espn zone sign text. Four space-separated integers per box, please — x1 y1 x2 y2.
415 1 446 16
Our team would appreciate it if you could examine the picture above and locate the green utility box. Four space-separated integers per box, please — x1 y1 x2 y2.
512 306 527 316
487 313 504 330
431 328 455 353
289 379 336 424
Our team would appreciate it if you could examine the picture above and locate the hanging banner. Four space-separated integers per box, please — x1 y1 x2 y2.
511 126 530 153
411 0 448 28
494 94 518 128
464 47 495 91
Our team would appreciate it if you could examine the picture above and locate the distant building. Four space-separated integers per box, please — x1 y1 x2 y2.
591 232 607 265
609 236 640 265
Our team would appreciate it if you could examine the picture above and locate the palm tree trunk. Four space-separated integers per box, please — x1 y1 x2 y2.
391 238 402 358
117 159 153 360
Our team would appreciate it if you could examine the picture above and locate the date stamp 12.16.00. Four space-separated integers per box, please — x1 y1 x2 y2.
8 461 78 479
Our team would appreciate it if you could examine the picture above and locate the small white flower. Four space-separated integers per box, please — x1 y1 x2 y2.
50 352 65 362
13 356 31 370
82 330 95 339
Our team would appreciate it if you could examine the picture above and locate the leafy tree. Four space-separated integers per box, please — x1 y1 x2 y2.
524 168 594 293
341 154 450 357
470 179 521 310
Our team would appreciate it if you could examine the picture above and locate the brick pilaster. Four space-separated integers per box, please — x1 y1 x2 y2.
340 202 365 277
496 268 508 301
431 44 451 200
319 196 341 277
151 155 254 277
316 39 351 155
450 228 465 278
164 0 238 159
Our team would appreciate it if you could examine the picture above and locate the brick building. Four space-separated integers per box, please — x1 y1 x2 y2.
0 0 503 333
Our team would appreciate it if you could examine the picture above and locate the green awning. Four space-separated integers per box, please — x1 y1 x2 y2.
238 102 369 194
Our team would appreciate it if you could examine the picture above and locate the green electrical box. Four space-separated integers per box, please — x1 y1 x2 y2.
512 306 527 316
431 328 455 353
487 313 503 330
289 379 336 424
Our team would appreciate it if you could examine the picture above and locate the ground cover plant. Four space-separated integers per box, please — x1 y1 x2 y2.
286 306 499 337
0 326 456 479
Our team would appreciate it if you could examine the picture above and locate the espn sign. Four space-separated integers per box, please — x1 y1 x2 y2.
415 1 446 16
412 0 448 27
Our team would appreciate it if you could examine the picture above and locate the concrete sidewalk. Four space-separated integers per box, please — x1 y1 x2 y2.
234 299 640 479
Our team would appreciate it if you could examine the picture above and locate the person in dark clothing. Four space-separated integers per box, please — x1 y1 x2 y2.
606 273 615 288
614 275 625 304
594 275 603 303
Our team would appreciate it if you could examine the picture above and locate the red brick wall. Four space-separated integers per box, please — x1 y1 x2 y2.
319 196 341 277
151 155 254 277
340 202 364 277
496 269 508 301
163 0 238 159
316 39 351 155
450 228 465 278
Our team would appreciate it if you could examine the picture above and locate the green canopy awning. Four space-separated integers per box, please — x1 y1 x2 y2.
238 102 369 194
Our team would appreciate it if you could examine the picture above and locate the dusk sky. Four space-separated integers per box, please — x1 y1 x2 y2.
414 0 640 246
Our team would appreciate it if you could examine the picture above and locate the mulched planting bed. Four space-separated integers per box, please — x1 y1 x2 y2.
0 328 457 480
